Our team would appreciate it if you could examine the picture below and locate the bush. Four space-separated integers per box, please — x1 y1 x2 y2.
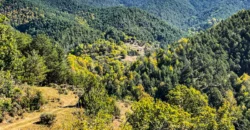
58 88 68 95
40 113 56 125
49 83 59 89
21 88 46 111
0 114 3 123
114 106 120 118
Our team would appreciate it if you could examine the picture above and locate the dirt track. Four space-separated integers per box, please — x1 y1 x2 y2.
0 87 78 130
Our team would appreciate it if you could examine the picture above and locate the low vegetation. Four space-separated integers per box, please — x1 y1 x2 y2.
40 113 56 126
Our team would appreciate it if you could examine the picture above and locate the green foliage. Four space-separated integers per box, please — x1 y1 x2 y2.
207 87 224 108
167 85 208 114
68 40 132 99
82 7 183 44
17 17 103 49
77 73 116 116
0 113 3 123
0 71 14 98
1 1 250 129
129 86 242 130
0 16 23 72
40 113 56 126
72 110 113 130
76 0 250 30
128 96 192 130
165 85 218 129
0 0 183 48
30 34 69 84
0 15 8 23
216 102 237 130
22 51 48 85
126 10 250 129
0 21 68 85
130 11 250 104
21 86 46 111
0 71 46 120
0 99 12 112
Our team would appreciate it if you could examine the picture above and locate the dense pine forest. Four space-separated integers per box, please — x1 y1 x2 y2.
1 0 250 130
71 0 250 30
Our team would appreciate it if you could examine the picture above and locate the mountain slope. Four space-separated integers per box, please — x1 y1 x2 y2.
130 9 250 101
83 7 183 44
0 0 183 48
76 0 250 30
0 0 103 49
128 10 250 129
3 1 250 129
190 10 250 76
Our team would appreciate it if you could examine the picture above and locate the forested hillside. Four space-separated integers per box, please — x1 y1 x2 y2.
77 0 250 30
127 10 250 129
2 0 250 130
3 0 248 32
0 0 182 49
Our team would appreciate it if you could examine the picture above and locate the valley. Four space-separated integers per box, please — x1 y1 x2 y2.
1 0 250 130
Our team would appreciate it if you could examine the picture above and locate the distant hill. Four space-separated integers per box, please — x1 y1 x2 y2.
75 0 250 30
0 0 183 49
83 7 183 44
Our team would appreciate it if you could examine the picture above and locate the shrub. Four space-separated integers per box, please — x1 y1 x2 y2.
0 99 12 112
40 113 56 125
49 83 59 89
21 88 46 111
58 88 68 95
0 113 3 123
114 106 120 118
